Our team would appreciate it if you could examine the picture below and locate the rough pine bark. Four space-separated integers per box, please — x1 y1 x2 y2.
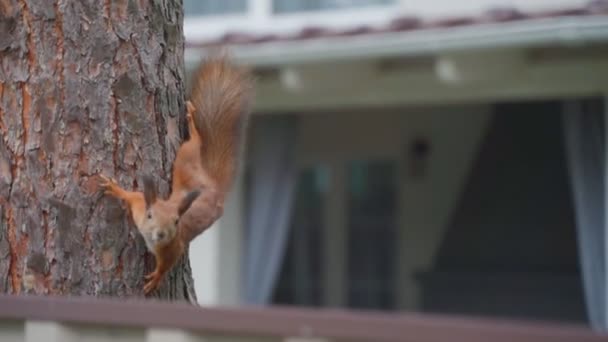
0 0 197 302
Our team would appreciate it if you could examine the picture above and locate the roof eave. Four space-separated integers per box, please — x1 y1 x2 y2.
185 15 608 68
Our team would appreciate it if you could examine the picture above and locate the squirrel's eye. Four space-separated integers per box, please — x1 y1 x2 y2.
174 218 179 226
147 212 152 219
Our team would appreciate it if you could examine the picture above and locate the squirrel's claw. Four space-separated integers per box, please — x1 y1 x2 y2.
186 100 196 116
143 281 154 295
98 174 119 195
144 271 157 281
185 102 199 139
143 275 161 295
98 174 114 187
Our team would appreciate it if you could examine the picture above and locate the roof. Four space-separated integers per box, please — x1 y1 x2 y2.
185 0 608 48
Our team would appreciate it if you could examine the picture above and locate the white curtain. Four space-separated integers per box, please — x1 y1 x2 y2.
243 115 298 305
562 99 606 331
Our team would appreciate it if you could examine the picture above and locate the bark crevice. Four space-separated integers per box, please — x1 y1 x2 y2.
6 206 19 293
53 0 65 116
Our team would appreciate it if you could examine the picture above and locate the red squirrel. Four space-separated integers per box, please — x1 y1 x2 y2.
98 55 254 294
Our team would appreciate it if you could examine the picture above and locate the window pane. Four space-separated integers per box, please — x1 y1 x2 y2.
184 0 247 16
272 166 327 306
347 160 397 310
274 0 395 13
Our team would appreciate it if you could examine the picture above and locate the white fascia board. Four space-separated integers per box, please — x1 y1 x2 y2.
185 16 608 69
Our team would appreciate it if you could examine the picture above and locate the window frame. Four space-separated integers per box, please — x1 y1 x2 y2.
183 0 250 18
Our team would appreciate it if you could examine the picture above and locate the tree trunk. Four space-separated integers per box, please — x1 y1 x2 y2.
0 0 197 302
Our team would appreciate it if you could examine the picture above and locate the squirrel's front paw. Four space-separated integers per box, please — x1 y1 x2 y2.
143 271 161 295
98 174 119 196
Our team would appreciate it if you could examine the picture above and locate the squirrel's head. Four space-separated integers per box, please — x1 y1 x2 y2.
140 176 200 247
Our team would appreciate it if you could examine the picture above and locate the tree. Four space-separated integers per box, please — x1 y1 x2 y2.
0 0 196 301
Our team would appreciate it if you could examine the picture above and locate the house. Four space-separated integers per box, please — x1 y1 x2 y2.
183 0 608 331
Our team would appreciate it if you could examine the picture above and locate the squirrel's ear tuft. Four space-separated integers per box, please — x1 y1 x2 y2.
142 175 157 208
178 190 201 217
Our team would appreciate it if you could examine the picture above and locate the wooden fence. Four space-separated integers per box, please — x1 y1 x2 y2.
0 294 605 342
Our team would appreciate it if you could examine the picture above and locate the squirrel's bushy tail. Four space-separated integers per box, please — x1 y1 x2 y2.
189 54 254 192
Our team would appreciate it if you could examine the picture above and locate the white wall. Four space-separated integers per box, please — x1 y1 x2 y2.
190 223 221 305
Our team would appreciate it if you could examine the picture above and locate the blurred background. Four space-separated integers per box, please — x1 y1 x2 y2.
182 0 608 331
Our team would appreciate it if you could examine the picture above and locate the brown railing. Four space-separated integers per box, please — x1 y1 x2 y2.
0 294 606 342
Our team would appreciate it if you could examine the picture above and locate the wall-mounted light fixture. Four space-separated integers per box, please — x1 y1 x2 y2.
408 137 431 179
